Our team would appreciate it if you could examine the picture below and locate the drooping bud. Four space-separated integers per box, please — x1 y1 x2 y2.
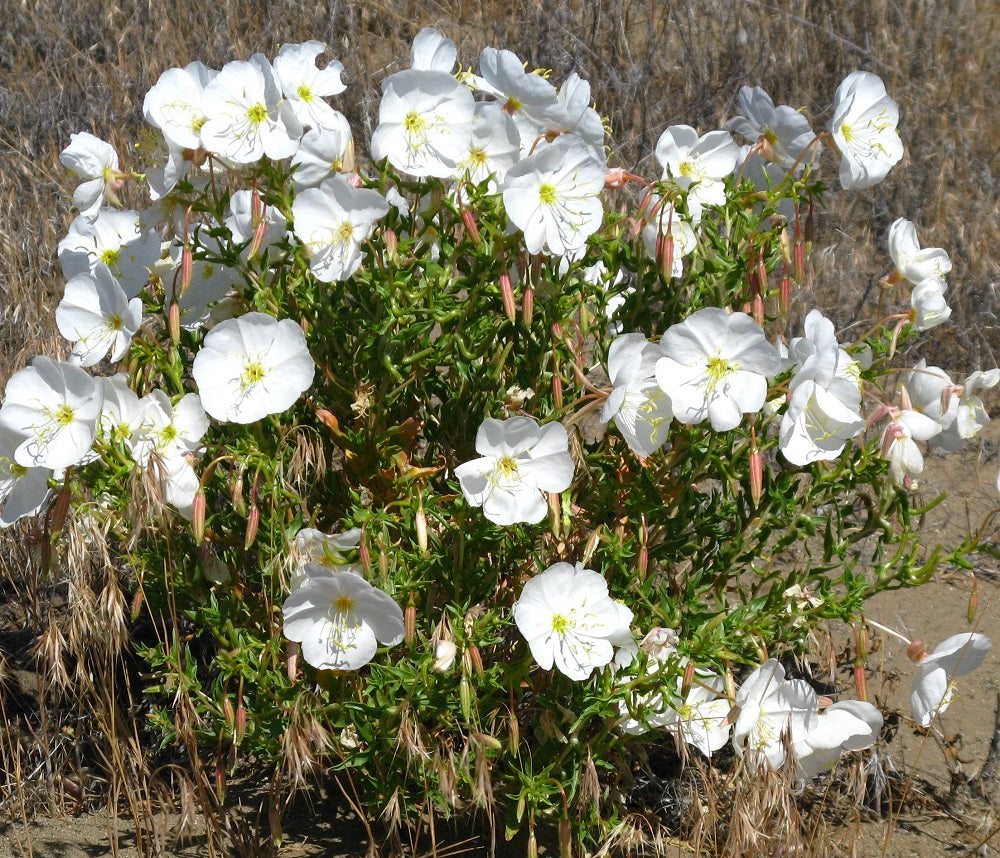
968 577 979 625
751 293 765 326
460 674 473 720
522 284 534 325
384 228 398 262
247 209 269 260
681 660 696 699
179 244 193 297
853 663 868 701
235 688 246 743
460 206 480 244
168 300 181 346
466 643 484 679
906 640 927 663
604 167 628 189
657 231 675 281
551 373 563 410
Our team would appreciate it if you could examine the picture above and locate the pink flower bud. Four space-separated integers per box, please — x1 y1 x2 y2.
500 271 516 322
244 505 259 550
907 641 927 662
192 491 206 545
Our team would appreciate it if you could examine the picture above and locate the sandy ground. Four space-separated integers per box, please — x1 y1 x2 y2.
2 424 998 857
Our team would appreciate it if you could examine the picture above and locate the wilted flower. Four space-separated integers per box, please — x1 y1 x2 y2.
513 561 633 681
192 312 315 424
909 277 951 331
282 564 405 671
454 416 574 525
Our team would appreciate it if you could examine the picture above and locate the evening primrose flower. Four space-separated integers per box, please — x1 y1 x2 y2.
502 135 606 256
131 390 208 466
879 406 941 487
59 132 124 221
909 277 951 331
453 101 520 190
370 69 475 178
654 125 741 222
97 374 144 447
290 125 355 189
200 56 302 164
191 312 315 424
143 61 218 151
725 85 816 169
272 40 347 133
602 333 673 458
0 356 103 471
655 308 781 432
888 218 952 286
55 267 142 367
794 700 883 777
732 658 818 769
0 425 55 527
513 561 633 681
292 174 390 282
829 71 903 190
911 633 992 727
282 564 405 671
58 209 161 299
410 28 457 73
454 416 574 526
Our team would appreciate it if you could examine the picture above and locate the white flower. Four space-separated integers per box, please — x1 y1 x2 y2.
733 659 818 769
55 267 142 367
953 369 1000 440
551 73 607 164
98 374 144 447
370 69 475 178
513 561 633 681
640 197 698 278
290 125 355 189
433 639 458 672
911 633 991 727
0 356 103 471
601 333 673 458
164 229 242 330
192 312 315 424
829 71 903 190
655 308 781 432
282 564 405 671
410 28 457 73
273 41 347 133
502 135 606 256
60 132 123 221
131 390 208 466
725 85 816 169
225 190 289 258
888 218 951 286
794 700 883 777
143 61 218 151
0 425 55 527
292 174 389 282
200 56 301 164
454 416 574 526
909 277 951 331
453 101 521 190
654 126 741 222
880 406 941 487
58 209 161 298
152 453 201 520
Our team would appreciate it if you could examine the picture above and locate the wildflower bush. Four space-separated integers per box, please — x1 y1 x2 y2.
1 29 996 851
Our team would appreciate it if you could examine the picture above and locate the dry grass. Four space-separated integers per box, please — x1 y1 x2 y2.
0 1 998 855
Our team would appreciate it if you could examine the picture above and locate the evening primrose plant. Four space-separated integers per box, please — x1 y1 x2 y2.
3 26 998 852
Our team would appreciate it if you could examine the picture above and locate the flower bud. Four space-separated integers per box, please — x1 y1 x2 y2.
749 427 764 506
247 211 269 260
604 167 628 189
168 300 181 346
466 643 484 679
460 206 480 244
460 674 473 720
384 228 398 262
415 502 428 554
286 642 299 682
968 578 979 625
215 760 227 802
404 605 416 646
853 663 868 701
222 697 235 731
522 284 534 326
235 691 246 743
359 532 372 574
192 490 206 545
552 373 563 410
244 505 259 550
657 232 675 281
179 244 193 297
681 660 695 698
751 294 765 326
500 271 516 322
906 640 927 663
779 267 791 314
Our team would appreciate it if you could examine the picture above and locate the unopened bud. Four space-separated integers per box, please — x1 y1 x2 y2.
522 285 534 325
168 301 181 346
508 708 520 752
404 605 416 645
582 529 601 566
906 641 927 663
359 533 372 573
215 760 226 801
756 249 768 296
223 697 236 731
681 661 695 698
415 501 428 554
559 819 572 858
179 245 193 297
604 167 628 189
552 373 563 410
779 268 791 314
751 294 765 326
384 228 398 261
247 212 269 259
287 642 299 682
460 207 480 244
854 663 868 701
749 427 764 505
500 271 516 322
244 505 259 550
969 578 979 624
235 692 246 743
658 232 675 281
466 643 484 679
638 544 648 579
460 674 473 720
192 490 206 544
